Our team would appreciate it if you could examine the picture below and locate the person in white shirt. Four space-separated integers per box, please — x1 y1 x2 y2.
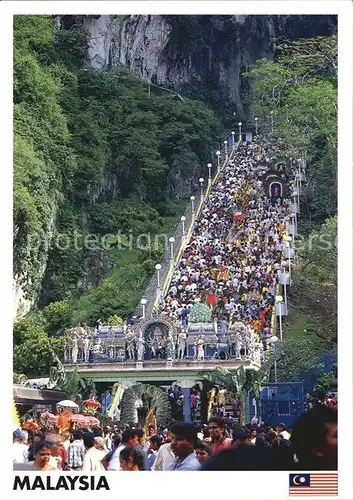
107 429 140 471
102 428 112 451
82 433 106 472
61 431 71 454
277 423 291 440
13 429 29 464
151 441 176 471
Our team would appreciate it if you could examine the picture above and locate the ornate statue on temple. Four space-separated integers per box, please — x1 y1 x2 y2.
64 347 69 363
244 327 253 357
194 335 205 361
212 338 230 360
234 332 242 358
83 337 91 362
72 338 79 364
153 325 164 337
149 324 166 359
254 341 262 365
116 348 126 362
136 330 145 362
93 338 102 355
177 330 187 360
166 332 175 360
125 327 136 360
154 337 166 359
49 353 66 388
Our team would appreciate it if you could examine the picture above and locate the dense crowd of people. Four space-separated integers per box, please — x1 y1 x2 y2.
160 136 293 349
13 403 337 472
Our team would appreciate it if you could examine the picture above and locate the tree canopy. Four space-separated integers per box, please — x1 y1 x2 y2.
244 35 337 225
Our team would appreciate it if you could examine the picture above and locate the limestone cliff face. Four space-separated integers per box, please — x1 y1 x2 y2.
82 14 336 116
13 204 57 319
13 279 33 319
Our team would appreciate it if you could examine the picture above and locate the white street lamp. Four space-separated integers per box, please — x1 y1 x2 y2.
275 295 284 341
291 190 298 216
268 335 279 382
289 211 296 240
224 140 228 160
280 261 289 309
169 237 175 261
270 111 274 132
155 263 161 288
199 177 204 200
140 298 147 319
238 122 242 142
291 211 297 236
216 150 221 172
295 178 301 212
287 236 295 263
180 215 186 241
190 195 195 217
255 117 258 135
207 163 212 186
231 130 235 148
286 237 293 280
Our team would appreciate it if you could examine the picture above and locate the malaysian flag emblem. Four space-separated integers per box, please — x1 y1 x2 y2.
289 473 338 496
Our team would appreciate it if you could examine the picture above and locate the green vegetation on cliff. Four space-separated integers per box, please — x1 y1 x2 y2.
13 15 221 376
244 35 337 226
14 15 220 311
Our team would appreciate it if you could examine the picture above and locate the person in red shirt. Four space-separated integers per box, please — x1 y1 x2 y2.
208 416 232 454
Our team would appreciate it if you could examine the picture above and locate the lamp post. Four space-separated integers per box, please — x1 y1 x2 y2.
224 140 228 160
280 261 289 309
216 150 221 173
290 212 296 242
231 130 235 149
155 263 161 288
190 195 195 218
275 295 283 341
169 237 175 262
255 117 258 135
270 111 274 133
207 163 212 186
140 298 147 319
302 153 307 181
298 159 303 190
292 190 298 216
238 122 242 142
199 177 204 201
291 210 297 236
268 335 279 382
294 179 301 212
286 236 293 281
180 216 186 242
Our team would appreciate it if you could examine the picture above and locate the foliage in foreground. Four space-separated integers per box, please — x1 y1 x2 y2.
56 365 97 403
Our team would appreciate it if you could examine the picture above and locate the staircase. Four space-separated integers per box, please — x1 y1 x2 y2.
135 135 238 320
136 193 201 320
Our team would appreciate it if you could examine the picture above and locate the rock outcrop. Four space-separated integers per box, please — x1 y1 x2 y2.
81 14 337 116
